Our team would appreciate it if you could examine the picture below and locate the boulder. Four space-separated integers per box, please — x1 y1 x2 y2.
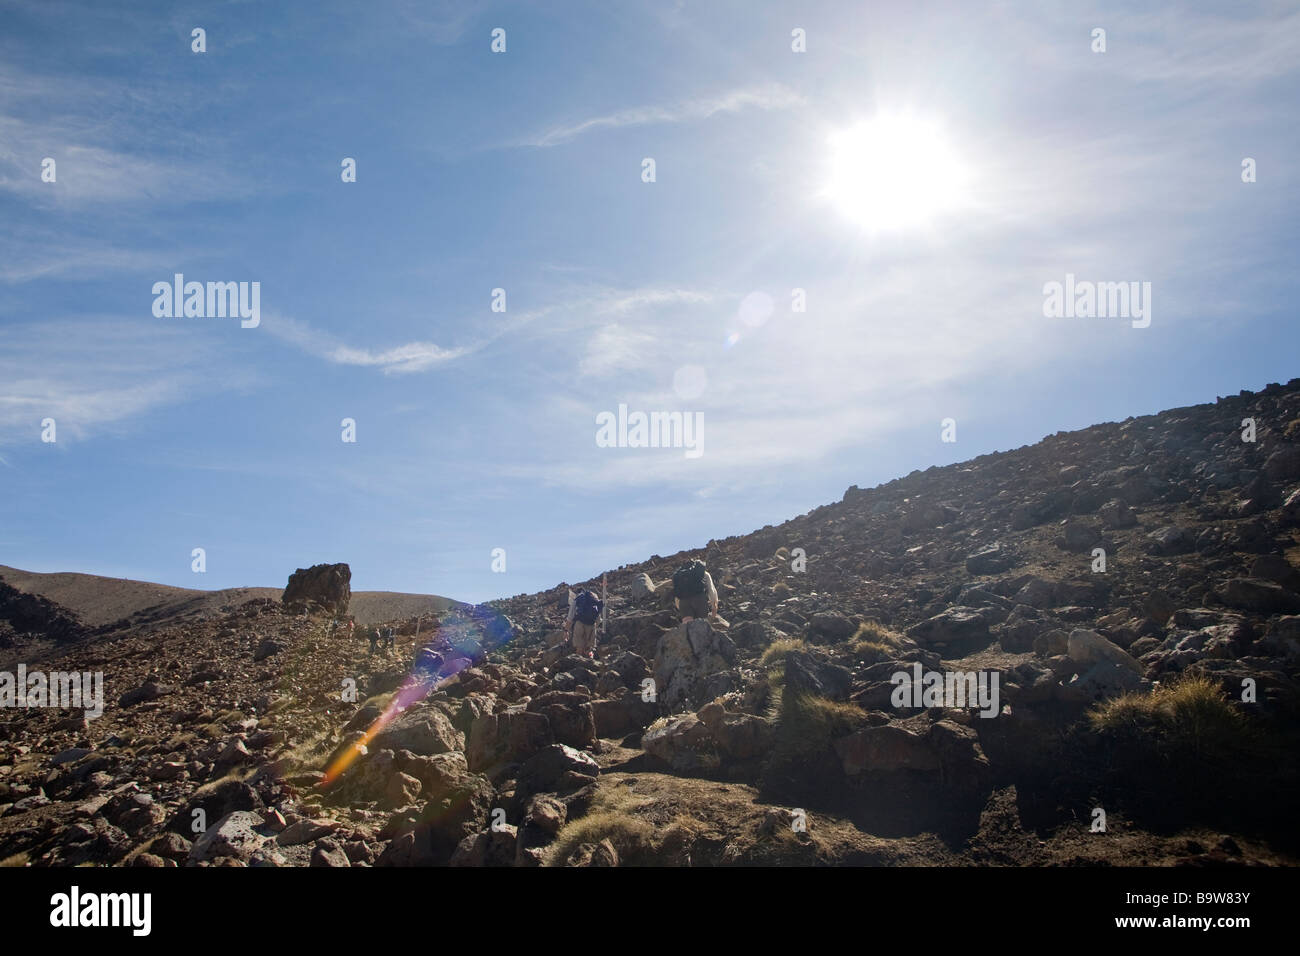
1056 661 1148 703
1147 525 1193 556
808 612 857 641
515 794 567 867
253 639 284 662
1013 577 1056 610
1263 447 1300 482
1250 555 1300 592
642 713 717 772
370 708 464 757
965 542 1016 575
525 692 597 751
782 651 852 700
628 573 655 599
1099 499 1138 529
564 838 619 867
187 811 267 863
118 682 174 708
395 750 468 799
590 689 657 739
450 826 518 867
1058 519 1102 553
698 703 772 761
518 744 599 795
174 778 261 834
385 771 422 808
907 607 990 650
1261 616 1300 658
605 651 650 687
1219 578 1300 614
1066 629 1142 674
281 563 351 616
835 720 940 774
468 708 553 774
651 621 737 710
309 839 352 868
376 771 495 866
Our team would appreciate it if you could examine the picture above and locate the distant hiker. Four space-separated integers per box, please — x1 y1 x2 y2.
566 588 604 659
368 627 380 656
672 559 717 623
383 625 395 651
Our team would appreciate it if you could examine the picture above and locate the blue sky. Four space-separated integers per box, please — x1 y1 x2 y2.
1 0 1298 603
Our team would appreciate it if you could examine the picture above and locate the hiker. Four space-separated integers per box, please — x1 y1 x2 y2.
368 626 380 656
566 588 604 659
383 625 395 652
672 559 718 623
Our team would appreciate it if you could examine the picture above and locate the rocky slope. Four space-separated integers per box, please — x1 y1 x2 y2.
0 565 458 632
1 379 1298 867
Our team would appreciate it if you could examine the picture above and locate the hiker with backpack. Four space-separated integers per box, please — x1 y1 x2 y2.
566 588 604 659
672 559 718 622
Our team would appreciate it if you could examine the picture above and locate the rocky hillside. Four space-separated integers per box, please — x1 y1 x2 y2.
0 565 458 635
1 379 1298 867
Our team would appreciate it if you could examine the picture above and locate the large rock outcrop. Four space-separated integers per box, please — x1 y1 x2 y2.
281 563 351 616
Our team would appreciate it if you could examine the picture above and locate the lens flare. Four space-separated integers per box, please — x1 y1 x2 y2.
319 606 514 787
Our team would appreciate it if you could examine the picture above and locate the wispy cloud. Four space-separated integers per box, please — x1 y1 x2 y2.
0 319 219 445
527 84 805 147
579 324 657 377
260 287 715 376
393 0 486 44
0 63 249 206
260 312 477 375
0 232 174 283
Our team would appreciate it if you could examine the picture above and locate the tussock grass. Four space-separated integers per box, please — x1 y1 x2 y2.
761 683 868 803
848 621 906 663
544 787 695 866
849 619 904 647
163 732 197 752
760 638 807 670
0 852 29 867
1075 672 1297 832
1088 673 1248 760
276 728 335 775
359 691 394 713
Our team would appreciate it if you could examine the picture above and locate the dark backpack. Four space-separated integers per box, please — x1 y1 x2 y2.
672 560 708 598
574 590 603 625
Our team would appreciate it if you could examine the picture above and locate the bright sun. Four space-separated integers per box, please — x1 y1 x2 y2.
823 113 969 231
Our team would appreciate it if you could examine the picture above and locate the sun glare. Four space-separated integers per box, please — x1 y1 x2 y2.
823 113 970 232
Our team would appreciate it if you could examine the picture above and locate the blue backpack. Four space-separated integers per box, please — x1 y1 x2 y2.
574 590 603 625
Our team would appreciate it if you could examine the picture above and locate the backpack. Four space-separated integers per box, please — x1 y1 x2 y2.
574 590 603 626
672 560 708 598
